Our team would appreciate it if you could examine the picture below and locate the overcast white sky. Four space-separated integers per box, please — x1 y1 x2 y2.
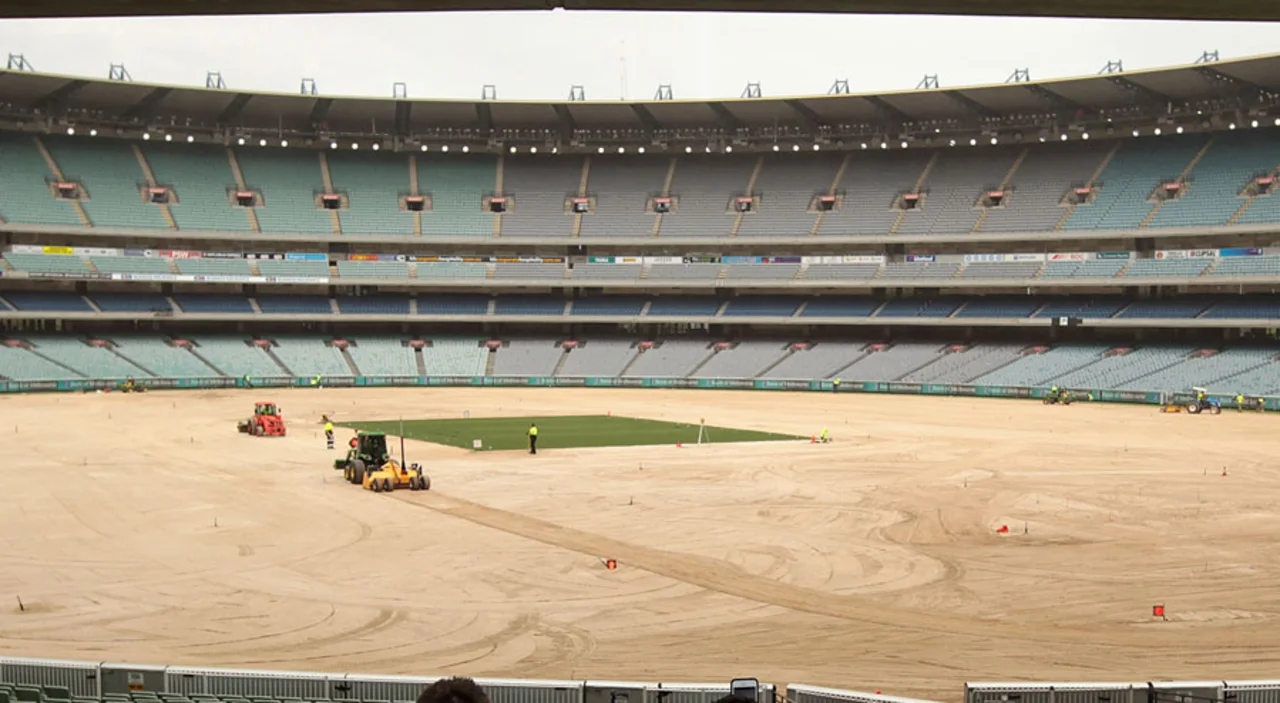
0 11 1275 101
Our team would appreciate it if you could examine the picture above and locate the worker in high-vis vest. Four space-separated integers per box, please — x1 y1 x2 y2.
323 416 335 449
833 378 841 393
820 427 830 443
528 423 539 455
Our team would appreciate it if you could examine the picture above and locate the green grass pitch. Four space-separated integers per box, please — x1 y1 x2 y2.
339 415 805 451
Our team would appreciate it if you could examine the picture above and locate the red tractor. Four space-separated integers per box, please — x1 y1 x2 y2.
237 402 287 437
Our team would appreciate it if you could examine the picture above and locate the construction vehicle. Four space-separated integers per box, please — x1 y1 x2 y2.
355 423 432 493
237 402 287 437
1186 387 1222 415
335 432 391 484
1043 390 1074 405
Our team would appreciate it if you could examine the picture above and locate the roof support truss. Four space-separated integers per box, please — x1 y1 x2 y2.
476 103 493 136
552 104 576 143
217 94 253 124
864 95 911 127
943 90 996 119
308 97 333 126
30 80 88 111
1193 66 1280 104
707 101 744 131
393 100 411 136
784 99 822 132
630 104 659 138
1106 75 1175 106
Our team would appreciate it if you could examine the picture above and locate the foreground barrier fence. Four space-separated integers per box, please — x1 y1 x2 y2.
0 375 1272 411
7 659 1280 703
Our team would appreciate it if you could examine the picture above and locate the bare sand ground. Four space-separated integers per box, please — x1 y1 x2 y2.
1 388 1279 701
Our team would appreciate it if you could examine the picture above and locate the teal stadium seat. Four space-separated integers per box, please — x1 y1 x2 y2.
335 260 411 278
257 259 329 278
0 133 83 226
418 154 496 236
235 148 331 234
111 335 223 377
144 143 252 232
175 258 254 277
345 337 419 376
1148 132 1280 228
327 152 415 235
3 252 91 275
91 255 173 275
44 135 169 229
1063 135 1210 231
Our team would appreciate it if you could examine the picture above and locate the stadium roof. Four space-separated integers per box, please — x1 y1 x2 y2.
3 0 1278 21
6 53 1280 143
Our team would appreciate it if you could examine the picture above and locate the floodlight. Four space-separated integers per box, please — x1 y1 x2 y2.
89 129 98 137
1154 127 1162 135
143 132 151 140
637 147 645 154
1252 120 1260 128
421 145 428 152
461 145 469 153
860 143 867 149
1081 132 1089 140
510 146 517 153
990 137 998 145
441 145 450 152
969 138 977 146
330 141 338 149
186 135 194 143
685 146 693 153
900 141 908 149
372 143 379 151
791 144 799 152
1132 129 1140 137
725 145 733 153
259 139 267 147
618 147 625 154
530 146 538 154
281 140 288 147
1228 123 1237 130
705 146 712 153
879 141 888 150
772 145 780 152
351 143 359 150
236 137 245 145
598 146 605 154
812 144 820 151
66 127 74 135
1275 118 1280 126
1059 134 1068 141
165 134 173 142
1038 136 1046 143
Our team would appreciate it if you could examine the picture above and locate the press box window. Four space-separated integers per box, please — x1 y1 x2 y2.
145 187 172 204
405 196 426 212
898 192 922 210
231 190 261 208
980 190 1006 208
732 196 755 213
813 195 837 212
569 197 591 214
487 196 509 213
321 194 342 210
652 197 673 214
54 181 83 200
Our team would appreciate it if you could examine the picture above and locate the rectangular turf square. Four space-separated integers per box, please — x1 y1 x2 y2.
339 414 804 451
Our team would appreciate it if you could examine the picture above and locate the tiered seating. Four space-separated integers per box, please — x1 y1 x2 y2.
90 256 172 275
493 296 566 315
327 152 413 235
418 294 489 315
1148 132 1280 228
0 343 82 379
422 337 487 375
876 297 963 317
800 297 881 317
1115 347 1278 391
1123 258 1210 277
1033 297 1127 318
493 263 565 280
22 335 147 377
1116 299 1212 319
1052 346 1198 389
175 258 254 277
269 335 351 376
1205 256 1280 277
980 141 1113 233
90 292 173 312
144 143 249 231
646 263 723 282
235 148 331 234
580 156 668 237
736 154 842 236
761 342 868 379
501 156 580 237
345 337 419 376
972 344 1112 385
802 263 880 281
1200 296 1280 318
897 149 1020 235
660 155 755 237
570 263 643 280
172 294 253 313
722 264 800 281
1040 259 1128 278
647 297 721 316
492 339 564 375
571 297 646 315
419 155 496 237
959 261 1042 279
722 296 801 316
255 295 332 314
879 262 960 280
111 335 220 376
954 296 1041 317
1063 135 1209 230
3 291 92 311
416 263 487 280
335 260 411 278
257 259 329 278
821 150 934 235
1213 356 1280 394
694 341 790 378
0 133 83 226
336 296 411 314
3 253 91 275
623 339 711 377
901 344 1026 383
44 136 168 228
188 336 283 376
841 344 945 381
556 340 638 376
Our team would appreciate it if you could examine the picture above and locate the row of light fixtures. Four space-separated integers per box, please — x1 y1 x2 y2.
62 116 1280 151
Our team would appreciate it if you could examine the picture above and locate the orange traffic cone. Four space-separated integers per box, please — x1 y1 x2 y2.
996 525 1010 534
811 435 817 443
1222 467 1228 477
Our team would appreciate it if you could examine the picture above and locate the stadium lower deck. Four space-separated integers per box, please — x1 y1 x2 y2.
2 388 1279 702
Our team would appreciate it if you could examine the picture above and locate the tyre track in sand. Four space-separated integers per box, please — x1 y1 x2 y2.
394 491 1271 651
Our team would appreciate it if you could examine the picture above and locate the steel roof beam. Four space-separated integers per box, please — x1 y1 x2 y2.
630 104 660 137
309 97 333 125
784 99 822 132
864 95 911 126
476 102 493 136
552 103 576 142
30 79 88 111
943 90 996 118
1194 66 1280 103
393 100 411 136
708 101 744 131
217 94 253 124
1106 76 1176 106
1022 83 1083 113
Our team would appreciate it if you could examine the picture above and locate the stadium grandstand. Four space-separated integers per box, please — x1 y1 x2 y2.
4 37 1280 703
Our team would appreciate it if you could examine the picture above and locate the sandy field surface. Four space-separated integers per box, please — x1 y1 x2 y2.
1 387 1279 701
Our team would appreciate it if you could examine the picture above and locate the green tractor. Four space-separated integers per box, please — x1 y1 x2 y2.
334 432 392 485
